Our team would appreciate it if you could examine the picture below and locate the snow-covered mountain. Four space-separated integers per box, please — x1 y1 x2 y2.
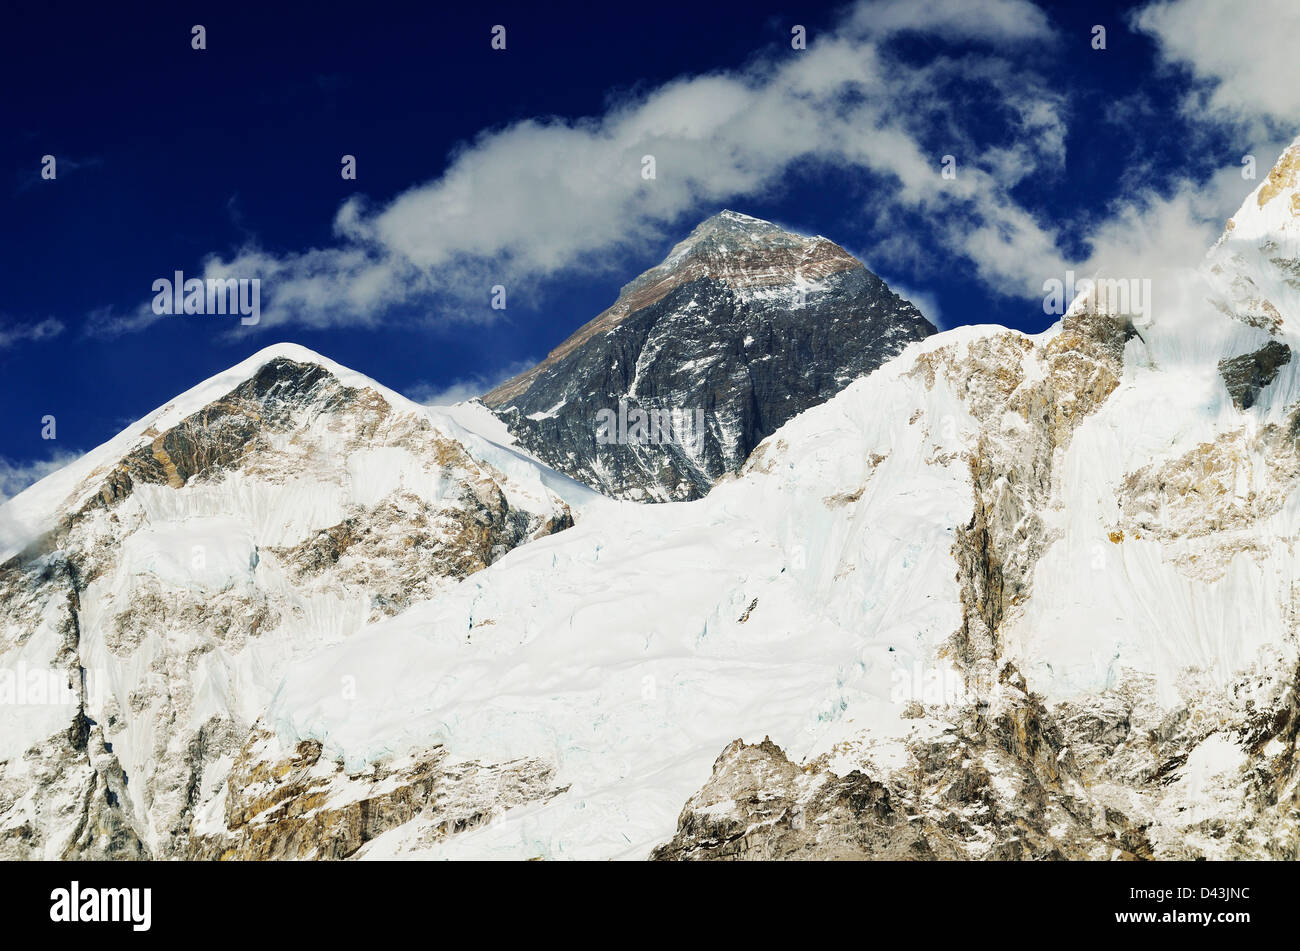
5 142 1300 861
0 345 590 858
482 210 935 501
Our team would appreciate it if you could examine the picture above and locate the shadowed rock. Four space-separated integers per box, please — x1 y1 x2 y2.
1219 340 1291 409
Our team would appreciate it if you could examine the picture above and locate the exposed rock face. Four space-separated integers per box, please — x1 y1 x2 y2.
268 489 572 621
1218 340 1291 409
483 210 935 501
1236 660 1300 858
653 665 1151 861
189 728 566 860
1054 657 1300 860
0 348 574 860
906 303 1131 691
1117 415 1300 582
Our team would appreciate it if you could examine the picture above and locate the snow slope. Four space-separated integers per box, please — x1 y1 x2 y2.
269 329 973 858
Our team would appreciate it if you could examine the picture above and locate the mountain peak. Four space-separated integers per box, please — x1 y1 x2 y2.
481 213 880 410
690 208 787 235
1202 134 1300 339
0 343 422 560
634 210 857 301
700 208 768 225
480 207 933 500
1219 135 1300 246
660 210 827 269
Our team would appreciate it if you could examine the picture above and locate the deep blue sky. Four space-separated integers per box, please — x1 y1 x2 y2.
0 0 1259 488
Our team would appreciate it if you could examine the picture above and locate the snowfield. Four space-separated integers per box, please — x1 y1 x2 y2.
270 331 977 857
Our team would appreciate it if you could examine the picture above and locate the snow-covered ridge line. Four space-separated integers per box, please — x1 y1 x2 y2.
0 343 603 562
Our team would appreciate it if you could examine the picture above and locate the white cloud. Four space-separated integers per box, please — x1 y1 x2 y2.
1044 156 1289 335
1133 0 1300 139
84 304 157 338
145 0 1075 332
1081 174 1239 279
846 0 1054 42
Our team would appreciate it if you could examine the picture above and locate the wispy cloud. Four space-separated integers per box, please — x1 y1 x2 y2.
0 450 81 505
0 317 64 349
405 360 535 406
1132 0 1300 140
82 303 160 338
882 279 945 330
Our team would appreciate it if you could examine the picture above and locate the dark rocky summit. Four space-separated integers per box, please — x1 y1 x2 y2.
482 210 936 501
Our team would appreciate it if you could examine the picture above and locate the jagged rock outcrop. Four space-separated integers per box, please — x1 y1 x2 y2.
903 300 1130 692
1219 340 1291 409
653 663 1152 861
483 210 935 501
188 728 566 860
